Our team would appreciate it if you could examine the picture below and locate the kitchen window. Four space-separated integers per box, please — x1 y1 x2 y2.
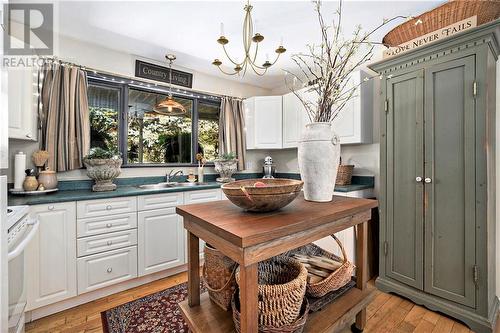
87 73 220 166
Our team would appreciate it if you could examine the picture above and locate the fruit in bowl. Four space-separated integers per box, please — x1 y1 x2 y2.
221 178 303 212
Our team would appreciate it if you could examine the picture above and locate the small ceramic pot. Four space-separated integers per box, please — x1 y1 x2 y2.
38 170 58 189
23 176 39 191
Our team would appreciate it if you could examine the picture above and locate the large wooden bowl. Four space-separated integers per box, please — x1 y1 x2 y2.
221 179 303 212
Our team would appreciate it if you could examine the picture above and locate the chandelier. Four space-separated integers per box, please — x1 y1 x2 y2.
153 54 186 115
212 1 286 76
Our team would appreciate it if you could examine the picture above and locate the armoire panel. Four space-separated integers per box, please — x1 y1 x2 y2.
385 70 424 289
423 55 476 308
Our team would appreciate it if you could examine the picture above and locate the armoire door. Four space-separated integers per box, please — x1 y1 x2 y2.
385 70 424 289
423 56 476 308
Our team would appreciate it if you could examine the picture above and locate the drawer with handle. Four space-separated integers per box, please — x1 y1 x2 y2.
77 229 138 257
137 192 183 211
77 197 137 219
183 189 221 204
77 212 137 238
77 246 137 294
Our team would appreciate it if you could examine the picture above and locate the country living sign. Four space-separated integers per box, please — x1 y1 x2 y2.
383 16 477 58
135 60 193 88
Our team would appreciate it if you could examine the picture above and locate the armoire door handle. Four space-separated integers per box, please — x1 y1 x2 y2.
424 177 432 183
415 176 423 182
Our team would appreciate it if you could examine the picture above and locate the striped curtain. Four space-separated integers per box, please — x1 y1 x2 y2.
40 62 90 171
218 96 246 170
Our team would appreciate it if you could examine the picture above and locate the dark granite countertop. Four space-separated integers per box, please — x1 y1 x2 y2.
8 173 375 206
8 182 222 206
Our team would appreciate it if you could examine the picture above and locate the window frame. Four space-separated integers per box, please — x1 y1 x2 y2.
87 72 221 167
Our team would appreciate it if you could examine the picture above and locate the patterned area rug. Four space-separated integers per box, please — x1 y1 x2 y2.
102 282 206 333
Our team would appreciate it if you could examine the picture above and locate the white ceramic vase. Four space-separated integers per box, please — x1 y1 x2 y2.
298 122 340 202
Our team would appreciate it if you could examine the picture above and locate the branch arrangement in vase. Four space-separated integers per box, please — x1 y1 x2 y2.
285 0 412 123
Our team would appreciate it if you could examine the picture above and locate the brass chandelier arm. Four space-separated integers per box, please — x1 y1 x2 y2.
215 65 241 76
222 44 243 66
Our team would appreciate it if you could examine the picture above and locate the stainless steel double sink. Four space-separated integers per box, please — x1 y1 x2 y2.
137 182 209 190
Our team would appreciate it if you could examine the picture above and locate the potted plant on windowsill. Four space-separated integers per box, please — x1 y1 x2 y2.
214 152 238 183
83 147 122 192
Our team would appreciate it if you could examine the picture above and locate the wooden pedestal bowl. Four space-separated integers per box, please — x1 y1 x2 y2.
221 178 304 212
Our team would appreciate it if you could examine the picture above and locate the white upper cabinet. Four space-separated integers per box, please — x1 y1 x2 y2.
331 69 373 145
244 96 283 149
245 70 373 149
282 92 310 148
8 67 38 141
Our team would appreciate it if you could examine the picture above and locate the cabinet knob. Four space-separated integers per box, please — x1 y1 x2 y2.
48 205 54 210
106 205 112 210
107 241 113 246
26 133 32 138
424 177 432 184
415 177 423 182
107 268 113 273
106 223 113 228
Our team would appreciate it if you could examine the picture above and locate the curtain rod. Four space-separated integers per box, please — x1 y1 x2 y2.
40 56 243 101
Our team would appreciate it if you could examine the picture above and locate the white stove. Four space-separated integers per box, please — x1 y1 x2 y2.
5 205 38 333
6 206 29 231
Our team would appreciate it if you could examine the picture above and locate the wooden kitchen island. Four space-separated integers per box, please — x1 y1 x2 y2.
176 194 378 333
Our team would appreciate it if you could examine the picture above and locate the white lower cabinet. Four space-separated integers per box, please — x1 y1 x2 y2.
25 189 226 312
314 189 374 263
183 189 222 255
27 202 77 310
77 246 137 294
138 207 185 276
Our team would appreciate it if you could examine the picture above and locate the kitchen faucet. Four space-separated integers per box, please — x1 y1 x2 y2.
166 170 184 183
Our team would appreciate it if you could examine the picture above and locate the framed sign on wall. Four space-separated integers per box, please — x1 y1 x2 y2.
135 60 193 88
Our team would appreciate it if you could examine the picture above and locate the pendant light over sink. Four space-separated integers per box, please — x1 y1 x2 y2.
153 54 186 115
212 1 286 76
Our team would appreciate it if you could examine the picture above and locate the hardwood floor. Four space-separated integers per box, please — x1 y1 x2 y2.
26 272 496 333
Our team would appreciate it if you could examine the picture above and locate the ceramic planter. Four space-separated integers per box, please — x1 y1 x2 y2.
298 122 340 202
83 158 122 192
214 159 238 183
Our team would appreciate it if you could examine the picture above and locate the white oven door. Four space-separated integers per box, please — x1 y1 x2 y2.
7 218 38 333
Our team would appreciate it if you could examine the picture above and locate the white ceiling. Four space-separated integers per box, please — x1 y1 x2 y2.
57 0 443 89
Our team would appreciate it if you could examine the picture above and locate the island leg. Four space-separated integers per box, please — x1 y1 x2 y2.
187 231 200 307
352 220 368 332
239 263 258 333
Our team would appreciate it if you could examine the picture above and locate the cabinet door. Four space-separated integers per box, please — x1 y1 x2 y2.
138 207 185 276
282 92 308 148
8 67 37 140
254 96 283 149
332 70 373 145
27 202 77 310
385 70 424 290
423 56 476 307
183 189 222 256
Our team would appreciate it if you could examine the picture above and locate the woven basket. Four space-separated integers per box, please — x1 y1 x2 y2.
285 235 354 298
202 244 238 311
383 0 500 47
231 288 309 333
336 165 354 186
235 257 307 327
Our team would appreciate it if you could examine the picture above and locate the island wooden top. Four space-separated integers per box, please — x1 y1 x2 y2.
176 194 378 248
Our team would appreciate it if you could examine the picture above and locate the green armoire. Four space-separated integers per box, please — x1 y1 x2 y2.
369 21 499 333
